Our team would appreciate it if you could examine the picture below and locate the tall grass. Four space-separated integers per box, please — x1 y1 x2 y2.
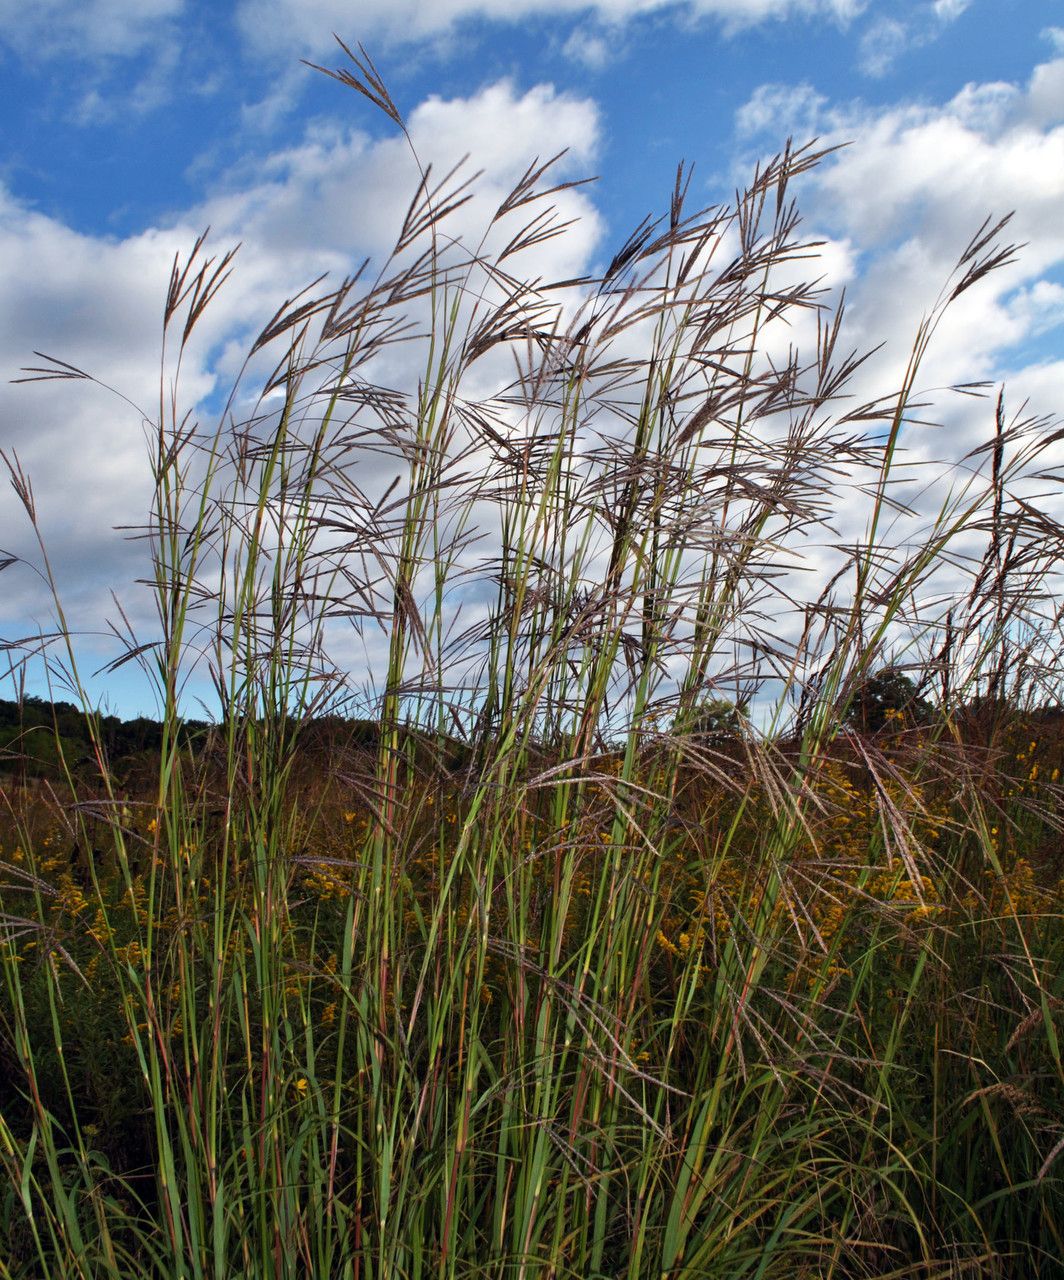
1 43 1062 1278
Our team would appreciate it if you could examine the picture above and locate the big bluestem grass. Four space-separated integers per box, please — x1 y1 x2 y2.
0 43 1062 1279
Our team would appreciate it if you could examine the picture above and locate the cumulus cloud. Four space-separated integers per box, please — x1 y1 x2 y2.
197 80 600 287
737 50 1064 483
811 80 1064 269
0 193 198 641
1027 57 1064 128
0 79 604 661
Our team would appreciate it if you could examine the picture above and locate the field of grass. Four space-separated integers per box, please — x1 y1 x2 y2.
1 47 1062 1279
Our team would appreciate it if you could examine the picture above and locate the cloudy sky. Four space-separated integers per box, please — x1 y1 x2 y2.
1 0 1062 718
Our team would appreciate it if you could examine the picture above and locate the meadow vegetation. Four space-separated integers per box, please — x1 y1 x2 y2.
1 45 1062 1278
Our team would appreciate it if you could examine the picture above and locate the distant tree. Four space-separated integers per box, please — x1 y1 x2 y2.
0 698 211 781
678 698 750 745
845 668 931 735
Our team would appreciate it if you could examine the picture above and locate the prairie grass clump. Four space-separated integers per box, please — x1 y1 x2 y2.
1 43 1063 1280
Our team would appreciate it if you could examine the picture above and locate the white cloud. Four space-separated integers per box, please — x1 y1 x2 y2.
858 17 909 78
735 53 1064 475
854 1 973 81
735 82 828 138
0 79 604 657
1028 57 1064 128
997 359 1064 428
726 50 1064 651
70 41 187 124
0 194 202 638
931 0 970 19
198 80 601 279
1005 281 1064 341
946 79 1020 132
810 79 1064 267
0 0 184 61
562 25 615 70
236 0 864 57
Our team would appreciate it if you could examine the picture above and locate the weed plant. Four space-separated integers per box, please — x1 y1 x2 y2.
0 44 1062 1279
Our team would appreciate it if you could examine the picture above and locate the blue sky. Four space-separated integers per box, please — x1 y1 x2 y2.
2 2 1053 241
1 0 1063 717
